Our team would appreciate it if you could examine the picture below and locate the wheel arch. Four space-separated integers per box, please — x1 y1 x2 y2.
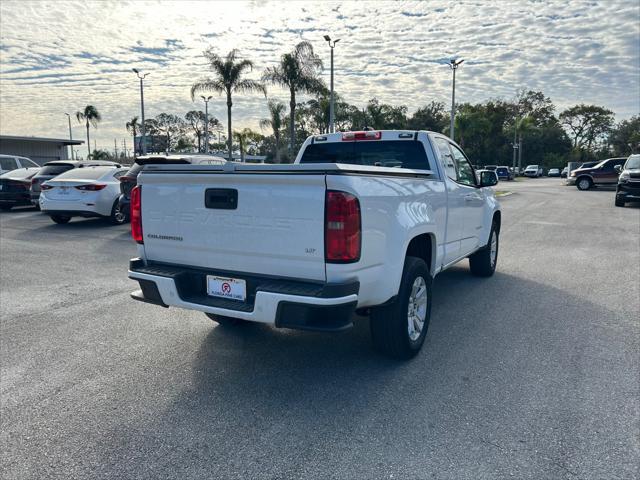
492 210 501 233
405 233 436 275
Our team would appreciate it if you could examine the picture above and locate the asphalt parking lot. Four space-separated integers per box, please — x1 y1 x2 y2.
1 177 638 479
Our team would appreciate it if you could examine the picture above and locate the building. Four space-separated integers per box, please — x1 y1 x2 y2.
0 135 84 165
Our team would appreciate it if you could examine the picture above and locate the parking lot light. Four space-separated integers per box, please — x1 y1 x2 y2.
133 69 149 155
448 58 464 141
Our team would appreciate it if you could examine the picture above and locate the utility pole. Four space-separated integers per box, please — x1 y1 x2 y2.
512 116 518 171
132 68 149 154
518 135 523 172
448 58 464 141
324 35 340 133
114 139 118 159
64 113 73 160
201 95 212 154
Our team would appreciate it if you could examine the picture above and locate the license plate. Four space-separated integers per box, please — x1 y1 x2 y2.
206 275 246 301
59 187 69 195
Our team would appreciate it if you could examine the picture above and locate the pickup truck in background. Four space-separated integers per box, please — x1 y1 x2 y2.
128 130 501 359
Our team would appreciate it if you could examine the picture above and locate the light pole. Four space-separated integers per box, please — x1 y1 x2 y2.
201 95 212 154
64 113 73 160
132 68 149 155
324 35 340 133
448 58 464 142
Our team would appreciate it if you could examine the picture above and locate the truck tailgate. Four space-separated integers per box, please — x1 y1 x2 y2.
139 171 327 281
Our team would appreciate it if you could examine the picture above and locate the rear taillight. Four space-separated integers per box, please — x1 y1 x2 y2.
342 131 381 141
31 178 39 185
40 183 53 190
130 186 143 244
325 191 361 263
75 184 107 191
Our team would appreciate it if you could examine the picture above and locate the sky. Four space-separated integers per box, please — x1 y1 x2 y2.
0 0 639 153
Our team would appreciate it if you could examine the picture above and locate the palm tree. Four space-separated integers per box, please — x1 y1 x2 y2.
262 41 327 154
233 128 261 162
125 116 140 156
76 105 101 157
259 100 286 163
191 48 266 161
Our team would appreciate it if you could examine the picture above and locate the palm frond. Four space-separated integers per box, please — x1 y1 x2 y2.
191 79 226 100
234 79 266 96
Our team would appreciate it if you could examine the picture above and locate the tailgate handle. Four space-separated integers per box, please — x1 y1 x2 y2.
205 188 238 209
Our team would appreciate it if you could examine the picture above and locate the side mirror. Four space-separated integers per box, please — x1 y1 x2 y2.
614 165 622 173
478 170 498 187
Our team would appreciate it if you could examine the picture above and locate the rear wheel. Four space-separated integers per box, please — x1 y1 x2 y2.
50 215 71 224
577 177 592 190
205 313 250 327
370 256 432 360
109 200 128 225
469 223 499 277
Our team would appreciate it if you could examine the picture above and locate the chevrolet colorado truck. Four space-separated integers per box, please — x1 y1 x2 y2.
128 130 501 359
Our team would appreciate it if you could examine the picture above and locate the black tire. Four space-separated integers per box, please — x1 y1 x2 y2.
0 205 12 211
205 313 250 326
109 199 128 225
370 256 432 360
469 223 499 277
50 215 71 224
576 176 592 190
615 196 625 207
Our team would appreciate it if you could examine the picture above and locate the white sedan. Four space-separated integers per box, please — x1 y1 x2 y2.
40 166 129 224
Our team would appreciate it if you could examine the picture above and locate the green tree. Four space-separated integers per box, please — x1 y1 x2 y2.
407 101 448 132
76 105 101 157
559 104 615 151
125 116 140 156
233 128 262 162
259 100 286 163
262 41 327 154
191 48 266 161
608 116 640 156
154 113 185 152
89 149 111 160
185 111 205 152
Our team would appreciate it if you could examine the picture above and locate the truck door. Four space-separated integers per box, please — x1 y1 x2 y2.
448 143 485 255
433 137 463 264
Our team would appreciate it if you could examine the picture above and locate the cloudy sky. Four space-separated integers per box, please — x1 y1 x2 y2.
1 0 638 152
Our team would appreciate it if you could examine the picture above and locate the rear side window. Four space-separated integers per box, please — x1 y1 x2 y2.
20 158 39 168
299 141 431 170
0 158 18 170
39 164 74 176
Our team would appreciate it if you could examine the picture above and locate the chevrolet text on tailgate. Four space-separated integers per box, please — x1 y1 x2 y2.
128 130 501 359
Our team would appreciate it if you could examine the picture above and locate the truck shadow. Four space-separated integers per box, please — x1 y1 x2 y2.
93 266 632 477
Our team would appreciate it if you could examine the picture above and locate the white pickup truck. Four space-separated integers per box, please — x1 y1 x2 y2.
128 130 501 359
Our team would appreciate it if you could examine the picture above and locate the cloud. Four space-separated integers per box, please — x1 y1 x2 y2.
0 0 638 150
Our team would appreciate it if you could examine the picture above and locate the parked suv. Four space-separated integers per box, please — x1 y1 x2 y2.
524 165 543 177
495 166 513 181
118 155 226 215
0 154 39 174
615 154 640 207
568 157 626 190
30 160 120 206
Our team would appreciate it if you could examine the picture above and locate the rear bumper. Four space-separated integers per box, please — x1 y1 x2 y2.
41 209 105 218
128 259 359 332
0 193 31 205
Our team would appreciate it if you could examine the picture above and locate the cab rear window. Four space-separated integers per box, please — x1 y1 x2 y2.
39 164 73 176
300 140 431 170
